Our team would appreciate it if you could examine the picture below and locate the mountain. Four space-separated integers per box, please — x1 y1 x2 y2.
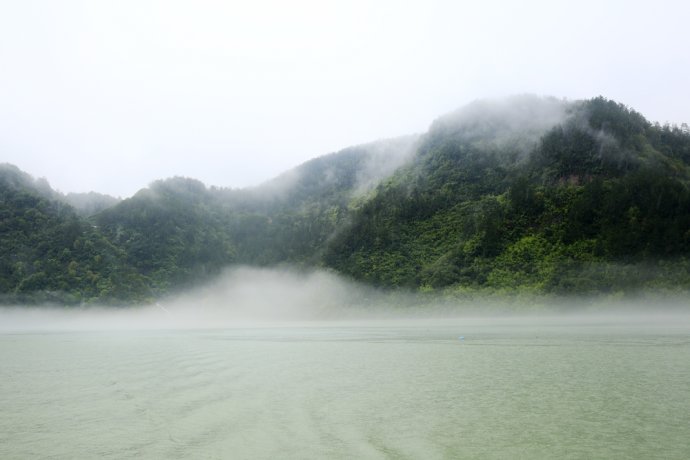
92 136 418 293
324 96 690 294
0 164 149 304
63 192 121 216
1 96 689 305
94 177 237 295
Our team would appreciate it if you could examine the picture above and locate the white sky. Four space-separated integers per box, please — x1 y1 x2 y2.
1 0 688 197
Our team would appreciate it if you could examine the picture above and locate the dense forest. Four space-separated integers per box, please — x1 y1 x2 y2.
2 96 689 305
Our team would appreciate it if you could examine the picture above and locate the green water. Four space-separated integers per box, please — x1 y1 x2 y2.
1 317 689 459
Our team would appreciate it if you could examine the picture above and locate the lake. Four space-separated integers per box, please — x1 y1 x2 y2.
1 315 689 459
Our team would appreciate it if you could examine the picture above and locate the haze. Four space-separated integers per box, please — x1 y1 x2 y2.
0 266 687 333
1 0 689 197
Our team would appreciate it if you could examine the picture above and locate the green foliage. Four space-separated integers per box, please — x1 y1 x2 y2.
2 97 690 306
323 97 690 295
0 168 150 305
95 178 237 294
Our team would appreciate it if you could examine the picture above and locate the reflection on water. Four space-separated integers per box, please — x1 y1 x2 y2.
1 316 689 459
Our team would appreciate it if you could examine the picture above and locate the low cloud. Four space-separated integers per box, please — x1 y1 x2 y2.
430 94 570 157
1 266 689 333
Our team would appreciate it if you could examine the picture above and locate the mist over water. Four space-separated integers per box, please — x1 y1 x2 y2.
0 267 377 332
2 268 690 458
1 265 689 332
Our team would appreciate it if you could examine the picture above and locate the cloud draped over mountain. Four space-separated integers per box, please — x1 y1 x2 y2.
2 96 689 306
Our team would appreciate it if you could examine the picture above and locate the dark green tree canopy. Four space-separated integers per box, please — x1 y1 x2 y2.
2 96 690 305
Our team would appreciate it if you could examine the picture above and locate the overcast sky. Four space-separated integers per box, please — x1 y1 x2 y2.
1 0 688 197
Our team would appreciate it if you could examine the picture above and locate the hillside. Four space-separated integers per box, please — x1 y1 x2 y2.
324 97 690 294
91 136 418 295
1 96 689 305
0 164 149 304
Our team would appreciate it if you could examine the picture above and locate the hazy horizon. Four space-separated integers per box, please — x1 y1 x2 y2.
2 0 689 197
3 4 689 453
1 266 688 333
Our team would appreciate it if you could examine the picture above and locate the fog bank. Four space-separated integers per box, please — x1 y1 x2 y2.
1 266 688 332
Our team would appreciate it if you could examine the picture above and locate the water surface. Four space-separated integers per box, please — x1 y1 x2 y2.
1 316 689 459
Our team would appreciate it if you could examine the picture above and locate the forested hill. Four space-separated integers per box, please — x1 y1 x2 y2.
324 97 690 294
0 164 148 304
2 96 690 305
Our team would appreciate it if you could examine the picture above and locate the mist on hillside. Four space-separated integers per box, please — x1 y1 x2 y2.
247 134 420 204
2 95 690 313
429 95 570 155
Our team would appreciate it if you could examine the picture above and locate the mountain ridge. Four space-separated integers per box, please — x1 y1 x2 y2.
2 95 689 305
